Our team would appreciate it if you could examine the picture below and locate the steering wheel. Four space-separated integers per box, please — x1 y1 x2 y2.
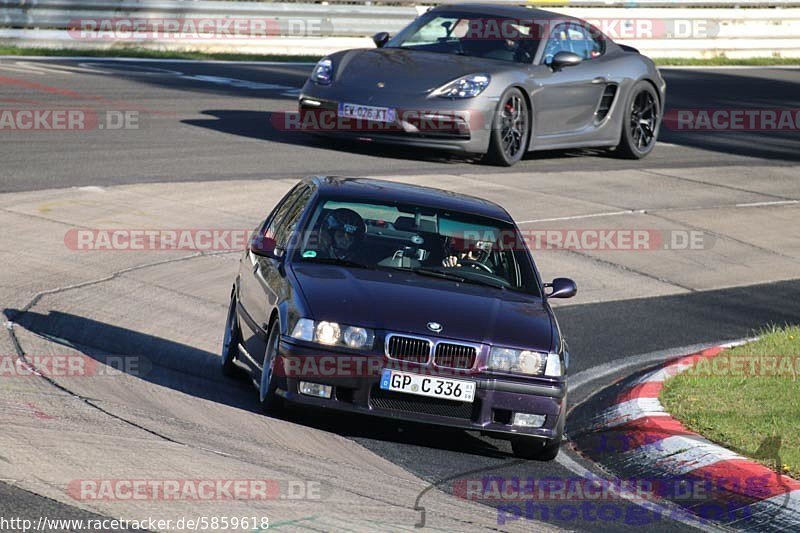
459 259 493 274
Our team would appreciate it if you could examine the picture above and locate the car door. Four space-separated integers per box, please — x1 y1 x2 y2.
252 185 314 371
533 23 609 137
237 184 310 371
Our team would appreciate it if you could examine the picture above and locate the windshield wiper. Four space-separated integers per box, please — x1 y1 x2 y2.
301 257 375 270
413 267 466 283
413 267 507 291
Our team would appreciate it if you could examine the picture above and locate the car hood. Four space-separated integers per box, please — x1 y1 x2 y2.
332 48 509 95
291 264 553 352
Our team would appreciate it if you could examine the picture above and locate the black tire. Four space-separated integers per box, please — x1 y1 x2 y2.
511 435 561 461
483 87 530 167
510 406 564 461
220 291 241 378
259 320 284 414
614 80 660 159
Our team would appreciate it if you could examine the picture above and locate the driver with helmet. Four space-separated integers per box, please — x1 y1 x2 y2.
442 240 494 269
316 208 367 260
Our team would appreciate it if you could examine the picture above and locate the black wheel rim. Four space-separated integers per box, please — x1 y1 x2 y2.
500 94 526 159
630 90 658 151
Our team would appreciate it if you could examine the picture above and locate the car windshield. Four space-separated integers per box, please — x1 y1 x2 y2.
385 11 542 64
292 198 541 295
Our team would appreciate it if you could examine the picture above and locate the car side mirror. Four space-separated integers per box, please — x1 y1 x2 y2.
249 233 284 260
372 32 390 48
544 277 577 299
550 51 582 71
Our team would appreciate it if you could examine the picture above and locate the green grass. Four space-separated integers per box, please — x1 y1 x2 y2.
0 46 322 62
661 325 800 479
0 46 798 66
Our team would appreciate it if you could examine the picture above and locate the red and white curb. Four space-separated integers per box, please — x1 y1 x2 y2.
593 342 800 529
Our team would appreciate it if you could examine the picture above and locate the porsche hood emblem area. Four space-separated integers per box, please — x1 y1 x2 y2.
427 321 443 333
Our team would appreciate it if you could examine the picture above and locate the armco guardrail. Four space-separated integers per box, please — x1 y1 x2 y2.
0 0 419 37
1 1 799 58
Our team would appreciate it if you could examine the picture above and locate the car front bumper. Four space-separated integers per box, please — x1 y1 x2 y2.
275 337 566 441
295 83 496 155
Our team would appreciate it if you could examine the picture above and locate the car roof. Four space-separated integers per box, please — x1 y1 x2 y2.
306 176 514 222
428 3 574 22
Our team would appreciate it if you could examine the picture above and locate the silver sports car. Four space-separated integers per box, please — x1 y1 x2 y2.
298 3 666 166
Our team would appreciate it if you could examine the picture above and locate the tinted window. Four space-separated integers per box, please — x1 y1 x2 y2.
273 187 313 248
543 22 604 64
262 184 305 237
387 11 542 64
294 197 541 295
571 23 604 60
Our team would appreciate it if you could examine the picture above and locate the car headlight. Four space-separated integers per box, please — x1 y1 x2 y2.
311 58 333 85
431 74 491 99
488 347 563 377
290 318 374 350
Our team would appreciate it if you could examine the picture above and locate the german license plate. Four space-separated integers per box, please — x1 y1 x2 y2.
380 369 476 403
338 102 396 123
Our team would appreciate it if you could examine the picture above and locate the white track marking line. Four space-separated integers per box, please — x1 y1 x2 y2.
0 55 315 66
734 199 799 208
180 74 295 91
568 342 725 393
0 61 54 75
517 210 643 224
517 199 798 225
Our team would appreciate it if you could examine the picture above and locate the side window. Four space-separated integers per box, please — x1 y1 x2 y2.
273 187 313 248
542 23 571 64
567 25 587 58
570 23 604 60
260 184 305 240
543 22 604 64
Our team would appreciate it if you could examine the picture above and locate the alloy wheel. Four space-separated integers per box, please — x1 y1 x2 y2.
630 90 658 151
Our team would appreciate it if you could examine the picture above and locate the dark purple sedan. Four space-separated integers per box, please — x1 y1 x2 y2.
222 176 576 460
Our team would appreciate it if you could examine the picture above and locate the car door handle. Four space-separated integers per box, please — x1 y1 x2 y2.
591 77 607 84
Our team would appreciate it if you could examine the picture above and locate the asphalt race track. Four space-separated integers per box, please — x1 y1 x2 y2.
1 57 799 532
1 60 799 193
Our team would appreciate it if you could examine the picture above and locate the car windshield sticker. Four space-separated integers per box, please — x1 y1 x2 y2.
302 250 317 258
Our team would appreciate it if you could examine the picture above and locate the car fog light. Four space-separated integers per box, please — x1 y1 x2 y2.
299 381 332 398
512 413 546 428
